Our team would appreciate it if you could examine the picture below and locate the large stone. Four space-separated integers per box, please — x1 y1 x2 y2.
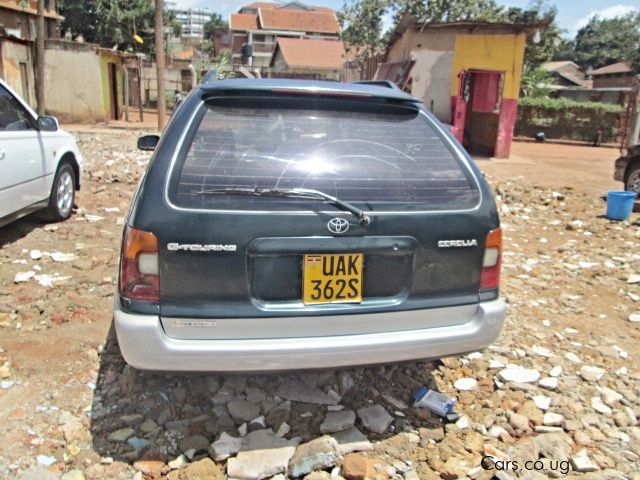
579 366 606 382
179 434 209 453
288 436 341 478
498 367 540 383
167 458 225 480
331 427 373 455
277 378 338 405
533 432 573 460
320 410 356 434
570 449 599 472
341 453 388 480
508 412 531 433
209 432 243 461
228 399 261 423
61 419 85 442
108 427 135 443
133 460 169 477
518 400 544 425
61 470 85 480
356 405 393 434
227 430 299 480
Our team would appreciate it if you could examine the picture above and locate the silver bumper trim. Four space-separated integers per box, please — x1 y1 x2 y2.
113 298 506 371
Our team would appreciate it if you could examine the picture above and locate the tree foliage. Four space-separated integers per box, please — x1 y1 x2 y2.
520 66 553 98
501 1 560 69
338 0 388 64
203 13 229 41
59 0 178 56
399 0 503 23
572 12 640 72
339 0 563 70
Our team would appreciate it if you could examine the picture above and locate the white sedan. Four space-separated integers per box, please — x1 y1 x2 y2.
0 78 83 227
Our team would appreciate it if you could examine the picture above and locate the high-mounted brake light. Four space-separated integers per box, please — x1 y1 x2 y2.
271 88 373 98
119 226 159 302
480 227 502 290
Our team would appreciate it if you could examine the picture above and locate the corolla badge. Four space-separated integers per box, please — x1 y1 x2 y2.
327 217 350 234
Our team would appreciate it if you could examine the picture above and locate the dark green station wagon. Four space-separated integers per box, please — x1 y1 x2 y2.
114 79 505 371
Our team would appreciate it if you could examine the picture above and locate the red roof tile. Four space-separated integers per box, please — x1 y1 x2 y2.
275 37 345 69
230 13 259 30
590 62 632 76
259 9 340 33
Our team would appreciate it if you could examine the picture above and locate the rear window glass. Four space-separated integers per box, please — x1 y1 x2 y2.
168 97 479 212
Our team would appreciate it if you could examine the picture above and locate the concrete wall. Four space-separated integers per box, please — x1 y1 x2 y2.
44 43 106 122
99 51 125 119
385 29 456 122
450 33 525 100
142 65 183 105
0 39 36 107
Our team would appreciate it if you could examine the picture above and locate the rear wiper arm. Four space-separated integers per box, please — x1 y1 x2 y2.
196 187 371 226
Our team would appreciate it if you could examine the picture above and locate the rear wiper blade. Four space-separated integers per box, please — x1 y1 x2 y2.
196 187 371 226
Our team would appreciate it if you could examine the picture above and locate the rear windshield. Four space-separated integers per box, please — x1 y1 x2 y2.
168 97 480 212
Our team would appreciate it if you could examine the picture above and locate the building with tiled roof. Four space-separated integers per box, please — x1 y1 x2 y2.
590 62 634 88
271 37 345 79
224 0 343 77
542 61 592 88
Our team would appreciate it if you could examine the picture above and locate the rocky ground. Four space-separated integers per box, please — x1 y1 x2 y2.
0 131 638 480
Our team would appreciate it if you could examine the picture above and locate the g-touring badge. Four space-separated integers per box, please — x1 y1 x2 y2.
167 243 237 252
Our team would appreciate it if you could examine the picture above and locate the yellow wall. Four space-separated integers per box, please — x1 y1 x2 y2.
449 33 526 100
99 52 124 118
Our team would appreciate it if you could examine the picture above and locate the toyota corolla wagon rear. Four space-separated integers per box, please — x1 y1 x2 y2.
114 79 506 371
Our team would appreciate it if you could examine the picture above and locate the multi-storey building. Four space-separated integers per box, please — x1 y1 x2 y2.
167 2 211 40
226 1 344 78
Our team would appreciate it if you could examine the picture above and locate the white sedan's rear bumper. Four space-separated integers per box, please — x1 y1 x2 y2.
113 298 506 371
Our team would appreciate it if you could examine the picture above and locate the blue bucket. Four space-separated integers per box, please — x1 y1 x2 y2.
606 191 637 220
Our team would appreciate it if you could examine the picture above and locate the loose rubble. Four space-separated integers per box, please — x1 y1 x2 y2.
0 132 639 479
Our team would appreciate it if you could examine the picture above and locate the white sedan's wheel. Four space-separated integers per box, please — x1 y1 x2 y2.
42 162 76 222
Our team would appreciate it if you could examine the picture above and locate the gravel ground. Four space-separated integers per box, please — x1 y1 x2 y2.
0 130 638 480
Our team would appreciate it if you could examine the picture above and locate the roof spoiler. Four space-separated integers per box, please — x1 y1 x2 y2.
352 80 401 91
202 68 219 83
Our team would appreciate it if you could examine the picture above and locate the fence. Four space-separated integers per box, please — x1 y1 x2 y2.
342 54 383 83
515 97 624 143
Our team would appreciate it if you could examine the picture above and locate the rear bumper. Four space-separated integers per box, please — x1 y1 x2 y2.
113 297 506 371
614 156 628 183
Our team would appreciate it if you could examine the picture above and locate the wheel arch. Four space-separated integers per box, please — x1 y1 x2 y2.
59 151 81 191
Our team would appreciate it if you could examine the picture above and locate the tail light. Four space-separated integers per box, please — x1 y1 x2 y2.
480 227 502 290
119 226 159 302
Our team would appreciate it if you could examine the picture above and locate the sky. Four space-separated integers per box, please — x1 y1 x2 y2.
180 0 639 38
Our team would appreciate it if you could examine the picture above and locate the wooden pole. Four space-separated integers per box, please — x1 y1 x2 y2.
35 0 45 115
138 55 144 122
123 66 130 122
155 0 166 131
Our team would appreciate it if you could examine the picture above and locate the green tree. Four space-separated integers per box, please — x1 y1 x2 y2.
399 0 503 23
520 65 553 97
203 13 229 40
59 0 175 56
552 37 576 62
339 0 505 69
339 0 388 66
573 12 640 71
502 1 561 69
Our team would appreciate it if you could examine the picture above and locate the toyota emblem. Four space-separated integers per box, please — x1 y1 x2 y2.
327 217 350 234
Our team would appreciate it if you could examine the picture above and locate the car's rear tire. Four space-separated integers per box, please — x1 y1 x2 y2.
625 163 640 196
41 162 76 222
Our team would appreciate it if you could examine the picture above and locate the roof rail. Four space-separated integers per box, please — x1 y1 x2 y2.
352 80 401 91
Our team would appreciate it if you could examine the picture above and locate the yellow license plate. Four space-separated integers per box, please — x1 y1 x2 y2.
303 253 363 304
